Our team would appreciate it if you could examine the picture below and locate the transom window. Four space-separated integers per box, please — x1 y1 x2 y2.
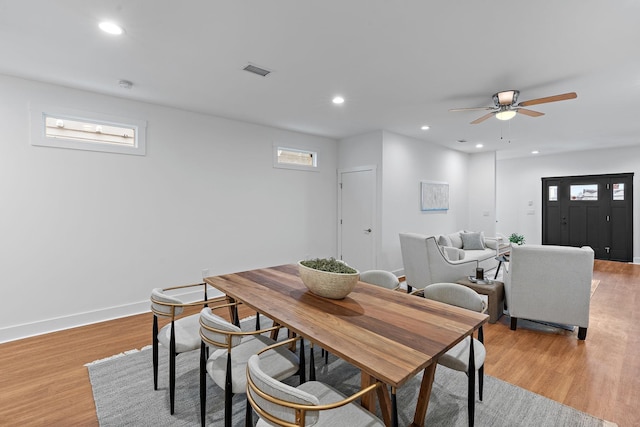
31 105 146 156
44 116 135 146
273 145 318 171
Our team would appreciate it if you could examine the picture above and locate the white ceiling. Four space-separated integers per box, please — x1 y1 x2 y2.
2 1 640 159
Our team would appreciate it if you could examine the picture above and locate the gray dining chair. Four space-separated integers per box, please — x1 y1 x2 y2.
150 283 209 415
247 337 385 427
199 305 300 427
360 270 400 290
422 282 486 427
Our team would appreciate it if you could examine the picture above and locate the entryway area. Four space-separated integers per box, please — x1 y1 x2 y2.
542 172 633 261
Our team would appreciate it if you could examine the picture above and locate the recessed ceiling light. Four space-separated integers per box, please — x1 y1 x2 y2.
476 144 484 148
421 125 430 130
531 150 540 154
99 21 124 35
332 96 345 105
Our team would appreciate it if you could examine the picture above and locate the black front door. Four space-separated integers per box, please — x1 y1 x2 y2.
542 173 633 261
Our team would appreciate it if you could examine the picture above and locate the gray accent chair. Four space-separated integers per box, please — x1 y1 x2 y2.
504 244 594 340
423 282 486 427
247 337 385 427
399 232 478 292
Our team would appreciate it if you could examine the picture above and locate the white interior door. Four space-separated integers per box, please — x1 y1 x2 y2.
339 167 376 271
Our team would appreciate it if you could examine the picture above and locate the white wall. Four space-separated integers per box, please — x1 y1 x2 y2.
467 152 497 236
0 74 338 342
381 131 471 271
497 146 639 258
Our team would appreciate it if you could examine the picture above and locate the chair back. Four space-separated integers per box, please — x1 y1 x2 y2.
150 288 185 317
423 282 484 313
247 354 320 426
399 232 434 289
360 270 399 290
199 307 243 349
505 244 594 327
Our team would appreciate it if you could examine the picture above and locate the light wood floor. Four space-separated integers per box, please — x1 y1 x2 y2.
0 260 638 426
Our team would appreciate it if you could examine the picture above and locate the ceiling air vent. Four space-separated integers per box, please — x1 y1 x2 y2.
243 64 272 77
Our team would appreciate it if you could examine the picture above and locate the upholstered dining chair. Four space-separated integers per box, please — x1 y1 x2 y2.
150 283 210 414
199 305 300 427
247 337 385 427
360 269 400 290
422 282 486 427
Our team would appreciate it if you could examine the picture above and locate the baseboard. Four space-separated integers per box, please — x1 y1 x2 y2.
0 287 224 344
633 257 640 264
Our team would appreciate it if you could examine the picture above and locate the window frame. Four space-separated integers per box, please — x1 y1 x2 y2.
272 144 319 172
30 104 147 156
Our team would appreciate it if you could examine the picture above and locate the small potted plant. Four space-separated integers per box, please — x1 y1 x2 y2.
509 233 525 246
298 257 359 299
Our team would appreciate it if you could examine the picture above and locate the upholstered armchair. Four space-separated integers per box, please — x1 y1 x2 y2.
399 232 478 291
504 244 595 340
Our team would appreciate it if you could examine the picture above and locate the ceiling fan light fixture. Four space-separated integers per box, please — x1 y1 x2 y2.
495 90 519 106
495 110 517 121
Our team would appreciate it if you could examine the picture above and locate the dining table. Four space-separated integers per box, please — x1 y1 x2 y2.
204 264 488 427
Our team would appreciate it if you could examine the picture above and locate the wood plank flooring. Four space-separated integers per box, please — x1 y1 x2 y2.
0 260 637 426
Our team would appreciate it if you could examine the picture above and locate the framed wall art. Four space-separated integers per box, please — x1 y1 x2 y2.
420 181 449 211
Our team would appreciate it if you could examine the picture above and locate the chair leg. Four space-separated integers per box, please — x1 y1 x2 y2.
299 337 306 383
309 343 316 381
578 327 587 340
200 342 207 426
510 316 518 331
392 387 399 427
152 315 159 390
468 338 475 427
479 364 484 401
255 313 260 330
245 395 253 427
225 353 233 427
169 320 176 415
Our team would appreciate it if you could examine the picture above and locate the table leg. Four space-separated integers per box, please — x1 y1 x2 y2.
411 363 437 427
361 373 396 427
360 372 376 413
494 261 502 279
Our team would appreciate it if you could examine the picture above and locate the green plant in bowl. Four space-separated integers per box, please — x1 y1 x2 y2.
298 258 359 299
299 258 357 274
509 233 525 245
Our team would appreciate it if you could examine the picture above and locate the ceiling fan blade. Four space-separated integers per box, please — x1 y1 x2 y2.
517 108 545 117
449 106 494 112
517 92 577 107
470 112 495 124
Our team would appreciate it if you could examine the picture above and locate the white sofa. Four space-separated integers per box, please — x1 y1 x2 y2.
400 232 500 291
504 244 594 340
434 230 502 271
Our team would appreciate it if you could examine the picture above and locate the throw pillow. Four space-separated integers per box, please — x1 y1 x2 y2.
448 232 463 249
461 231 485 250
438 234 452 247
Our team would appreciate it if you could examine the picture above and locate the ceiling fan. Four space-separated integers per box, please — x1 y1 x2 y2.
450 90 577 124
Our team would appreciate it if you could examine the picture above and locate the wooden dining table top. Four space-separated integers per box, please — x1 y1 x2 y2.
204 263 488 389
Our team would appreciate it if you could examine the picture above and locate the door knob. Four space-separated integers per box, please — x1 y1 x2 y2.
364 228 372 233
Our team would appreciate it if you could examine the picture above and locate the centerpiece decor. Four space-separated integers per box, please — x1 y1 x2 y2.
298 258 360 299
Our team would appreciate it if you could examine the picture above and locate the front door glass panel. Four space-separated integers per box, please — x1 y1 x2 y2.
613 183 625 200
570 184 598 201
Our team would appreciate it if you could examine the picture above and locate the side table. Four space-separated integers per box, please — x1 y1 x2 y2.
456 277 505 323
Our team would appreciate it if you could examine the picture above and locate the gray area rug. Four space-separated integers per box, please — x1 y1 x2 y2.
87 343 611 426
